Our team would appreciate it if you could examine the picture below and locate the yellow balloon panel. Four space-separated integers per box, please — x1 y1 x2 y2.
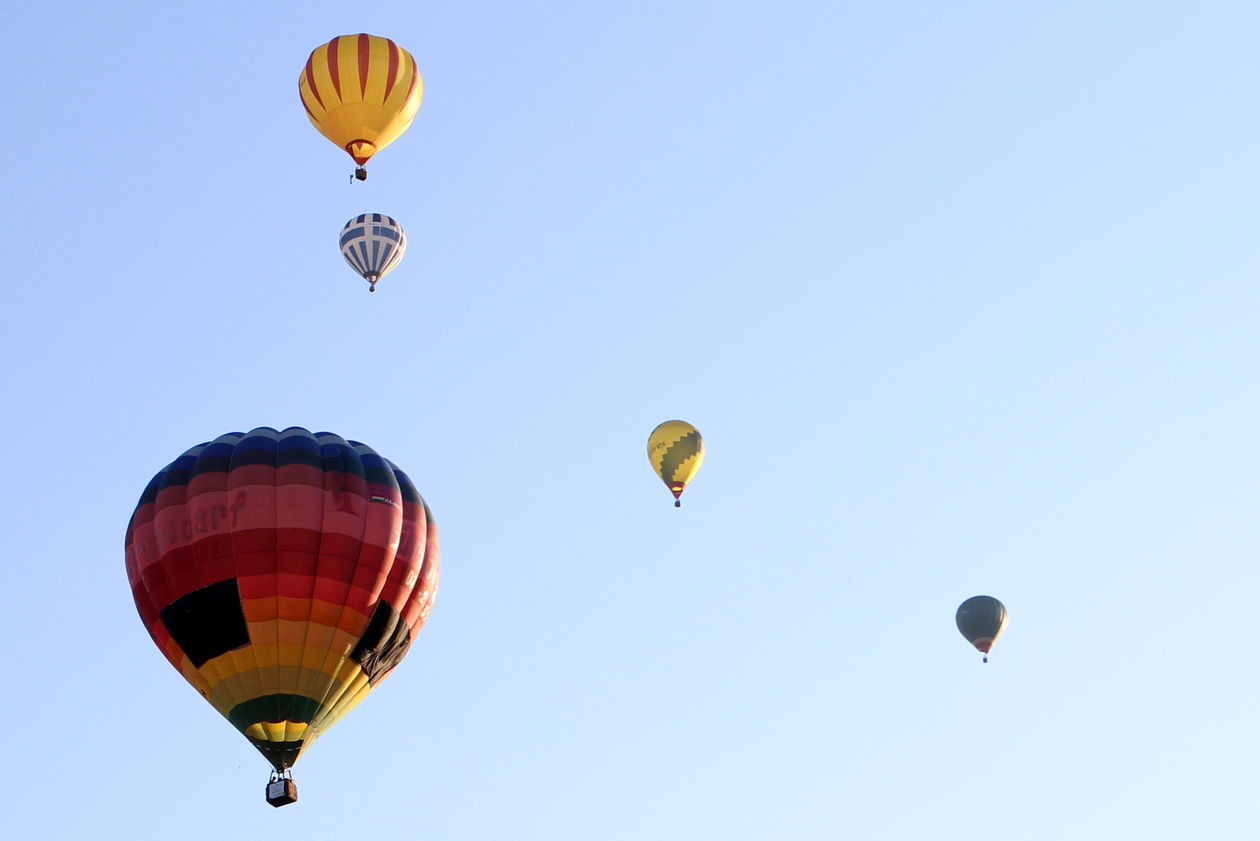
299 34 423 164
647 420 704 502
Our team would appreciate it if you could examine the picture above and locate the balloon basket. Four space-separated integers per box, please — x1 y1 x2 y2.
266 775 299 807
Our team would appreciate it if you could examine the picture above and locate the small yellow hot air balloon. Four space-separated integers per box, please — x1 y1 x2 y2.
299 34 423 180
647 420 704 507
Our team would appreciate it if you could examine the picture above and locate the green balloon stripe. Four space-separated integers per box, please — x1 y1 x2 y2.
659 431 700 484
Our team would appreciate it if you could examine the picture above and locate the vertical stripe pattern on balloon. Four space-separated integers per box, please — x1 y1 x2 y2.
299 34 423 165
340 214 407 288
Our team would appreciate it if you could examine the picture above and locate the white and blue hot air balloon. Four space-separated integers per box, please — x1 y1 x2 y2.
340 213 407 292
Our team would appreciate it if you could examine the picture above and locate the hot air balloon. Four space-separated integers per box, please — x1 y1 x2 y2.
124 427 440 806
647 420 704 507
955 596 1008 663
341 213 407 292
299 34 423 180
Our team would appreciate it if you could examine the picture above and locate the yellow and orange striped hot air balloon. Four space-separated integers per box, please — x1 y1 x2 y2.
299 34 423 180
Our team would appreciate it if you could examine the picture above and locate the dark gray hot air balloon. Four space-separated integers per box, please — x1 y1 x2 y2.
340 213 407 292
955 596 1008 663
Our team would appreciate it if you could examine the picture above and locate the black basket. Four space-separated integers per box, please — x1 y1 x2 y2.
266 778 299 807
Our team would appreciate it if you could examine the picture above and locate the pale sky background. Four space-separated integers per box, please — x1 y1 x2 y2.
3 2 1260 839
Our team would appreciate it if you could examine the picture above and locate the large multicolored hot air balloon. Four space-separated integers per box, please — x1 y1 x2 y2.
125 427 439 805
299 34 423 180
340 213 407 292
955 596 1008 663
647 420 704 507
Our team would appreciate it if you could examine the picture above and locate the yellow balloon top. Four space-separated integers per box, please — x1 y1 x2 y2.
299 34 423 167
647 420 704 507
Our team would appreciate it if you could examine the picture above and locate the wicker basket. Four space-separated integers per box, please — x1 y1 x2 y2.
266 778 299 807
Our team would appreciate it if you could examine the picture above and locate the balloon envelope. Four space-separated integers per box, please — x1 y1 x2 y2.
955 595 1008 657
341 213 407 290
125 427 439 770
647 420 704 505
299 34 423 167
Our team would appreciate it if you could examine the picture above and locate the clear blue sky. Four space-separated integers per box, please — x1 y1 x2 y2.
3 1 1260 838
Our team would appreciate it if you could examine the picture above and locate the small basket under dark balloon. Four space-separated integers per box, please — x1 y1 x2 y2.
266 772 299 807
